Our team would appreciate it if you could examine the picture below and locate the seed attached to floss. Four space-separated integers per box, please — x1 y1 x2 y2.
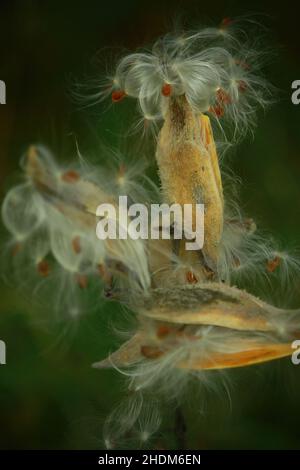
61 170 80 183
98 263 113 284
111 90 126 103
236 60 250 71
12 242 22 257
156 325 172 339
143 118 151 130
266 256 281 273
72 236 81 254
203 265 215 280
233 255 241 268
141 345 164 360
238 80 247 93
161 83 172 97
220 17 233 29
118 163 126 177
76 274 88 289
37 259 50 277
117 163 126 186
216 88 231 105
186 271 198 284
209 104 224 117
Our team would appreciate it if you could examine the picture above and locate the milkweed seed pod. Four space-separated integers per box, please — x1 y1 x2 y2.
2 19 300 448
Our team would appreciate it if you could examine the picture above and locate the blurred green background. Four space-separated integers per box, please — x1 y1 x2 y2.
0 0 300 449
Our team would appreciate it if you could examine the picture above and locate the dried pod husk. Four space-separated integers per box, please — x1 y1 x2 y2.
156 96 223 280
133 283 300 336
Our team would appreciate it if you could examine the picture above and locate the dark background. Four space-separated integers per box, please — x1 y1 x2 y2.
0 0 300 449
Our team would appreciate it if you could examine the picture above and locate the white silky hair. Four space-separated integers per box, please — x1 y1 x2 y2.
2 20 299 453
102 393 143 449
218 206 300 298
103 151 160 204
113 323 285 401
102 392 161 449
49 210 103 274
1 145 152 317
87 20 273 142
1 183 46 241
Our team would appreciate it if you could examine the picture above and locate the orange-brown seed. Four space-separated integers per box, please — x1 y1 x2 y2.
61 170 80 183
112 90 126 102
72 236 81 254
266 256 281 273
37 259 50 277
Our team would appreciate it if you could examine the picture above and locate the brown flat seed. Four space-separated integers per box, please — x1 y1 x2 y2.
233 255 241 268
156 325 173 338
140 345 164 359
238 80 247 92
266 256 281 273
186 271 198 284
61 170 80 183
12 242 22 256
220 17 233 28
37 260 50 277
162 83 172 97
112 90 126 102
72 236 81 254
209 104 224 117
76 274 88 289
98 264 112 284
216 88 231 105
